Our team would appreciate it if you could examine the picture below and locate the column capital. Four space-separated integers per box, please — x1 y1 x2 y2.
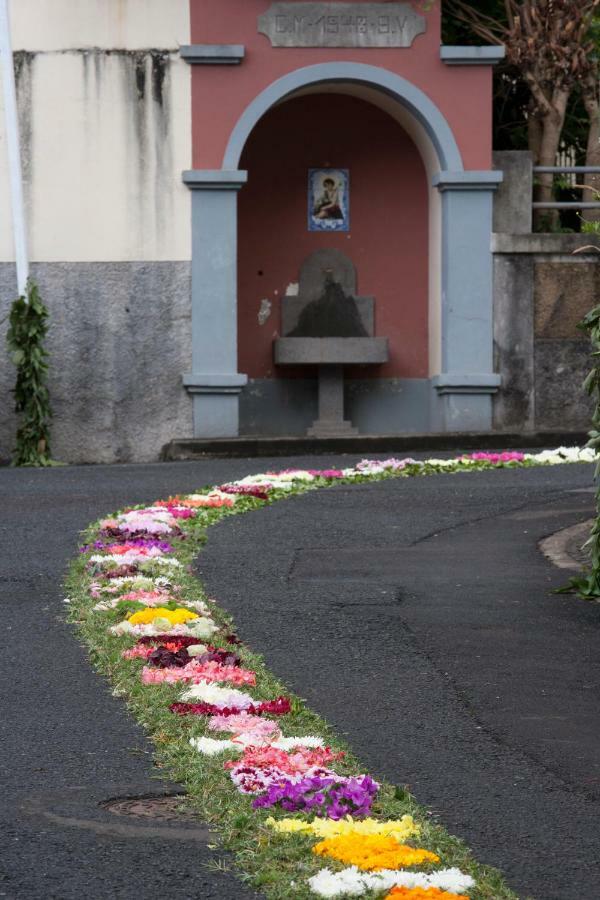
179 45 245 65
440 46 505 66
432 373 501 395
433 171 503 192
182 170 248 191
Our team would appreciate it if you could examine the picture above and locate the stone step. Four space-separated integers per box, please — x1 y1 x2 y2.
161 430 588 460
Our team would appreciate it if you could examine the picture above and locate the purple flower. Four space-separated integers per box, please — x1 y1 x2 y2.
252 773 379 818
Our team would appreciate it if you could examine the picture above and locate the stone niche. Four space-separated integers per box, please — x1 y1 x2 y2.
274 249 388 435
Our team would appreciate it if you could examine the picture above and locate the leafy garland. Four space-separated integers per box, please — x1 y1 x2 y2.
6 278 53 466
562 302 600 597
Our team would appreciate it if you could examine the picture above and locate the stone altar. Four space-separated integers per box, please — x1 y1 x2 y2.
273 249 389 436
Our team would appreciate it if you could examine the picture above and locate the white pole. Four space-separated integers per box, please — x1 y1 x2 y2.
0 0 29 298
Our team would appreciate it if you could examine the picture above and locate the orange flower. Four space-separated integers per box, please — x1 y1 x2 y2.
385 889 467 900
312 834 439 871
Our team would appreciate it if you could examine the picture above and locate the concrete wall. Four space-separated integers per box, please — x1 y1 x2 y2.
0 262 191 464
0 0 192 463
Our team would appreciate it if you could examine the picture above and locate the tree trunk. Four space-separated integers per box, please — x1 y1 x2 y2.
583 87 600 224
533 90 570 231
528 103 543 164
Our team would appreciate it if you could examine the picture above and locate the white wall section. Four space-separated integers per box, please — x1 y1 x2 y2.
9 0 189 52
0 1 191 262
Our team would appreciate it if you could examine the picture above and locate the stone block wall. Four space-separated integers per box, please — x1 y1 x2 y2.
492 151 600 435
492 232 600 434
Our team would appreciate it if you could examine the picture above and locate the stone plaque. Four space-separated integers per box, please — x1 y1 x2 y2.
258 2 426 48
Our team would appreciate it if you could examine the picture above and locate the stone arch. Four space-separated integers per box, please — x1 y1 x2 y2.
223 62 463 175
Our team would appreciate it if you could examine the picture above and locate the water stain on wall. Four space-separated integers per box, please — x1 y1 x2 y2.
13 51 35 220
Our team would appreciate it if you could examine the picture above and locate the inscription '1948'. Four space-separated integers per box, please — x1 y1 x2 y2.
258 3 427 48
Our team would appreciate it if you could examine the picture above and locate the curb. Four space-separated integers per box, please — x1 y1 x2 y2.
162 431 589 460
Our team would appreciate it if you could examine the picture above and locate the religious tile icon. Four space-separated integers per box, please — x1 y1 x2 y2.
308 169 350 232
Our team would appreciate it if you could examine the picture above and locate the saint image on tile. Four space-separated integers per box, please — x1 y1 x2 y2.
308 169 350 232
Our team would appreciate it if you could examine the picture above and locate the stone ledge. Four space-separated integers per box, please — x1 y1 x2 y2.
441 46 505 66
161 431 589 460
493 234 600 255
179 44 245 64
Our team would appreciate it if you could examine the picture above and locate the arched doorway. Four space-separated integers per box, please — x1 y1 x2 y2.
237 92 428 433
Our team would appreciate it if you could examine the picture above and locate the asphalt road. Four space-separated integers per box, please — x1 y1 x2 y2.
1 457 599 900
199 462 600 900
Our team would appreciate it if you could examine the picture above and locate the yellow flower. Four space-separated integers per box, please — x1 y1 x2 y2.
312 834 439 871
267 815 420 843
127 607 198 625
265 817 312 834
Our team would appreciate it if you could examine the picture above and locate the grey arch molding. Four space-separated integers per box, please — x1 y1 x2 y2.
222 62 464 171
183 62 503 438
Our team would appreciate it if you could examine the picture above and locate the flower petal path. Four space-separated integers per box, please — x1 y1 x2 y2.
2 452 598 899
62 448 600 900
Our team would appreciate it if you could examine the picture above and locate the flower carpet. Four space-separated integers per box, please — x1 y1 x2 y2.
65 447 595 899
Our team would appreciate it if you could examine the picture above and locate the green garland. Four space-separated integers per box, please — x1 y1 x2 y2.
6 278 53 466
562 301 600 597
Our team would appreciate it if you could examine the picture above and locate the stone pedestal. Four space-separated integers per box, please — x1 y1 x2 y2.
308 365 357 436
273 249 389 436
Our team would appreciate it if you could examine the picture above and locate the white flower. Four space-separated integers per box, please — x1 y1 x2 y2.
180 681 254 709
282 470 315 482
109 619 216 638
272 736 325 750
424 458 459 468
525 445 596 465
190 736 238 755
308 867 365 897
186 618 219 639
307 867 475 897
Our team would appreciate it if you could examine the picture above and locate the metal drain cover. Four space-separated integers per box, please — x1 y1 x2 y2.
100 794 196 821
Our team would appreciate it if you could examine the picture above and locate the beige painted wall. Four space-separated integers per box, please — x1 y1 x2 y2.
10 0 189 52
0 1 191 262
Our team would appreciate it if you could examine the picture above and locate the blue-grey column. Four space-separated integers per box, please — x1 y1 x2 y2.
432 171 503 432
182 170 248 437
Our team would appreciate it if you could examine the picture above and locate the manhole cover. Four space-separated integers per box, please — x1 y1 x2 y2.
100 794 196 821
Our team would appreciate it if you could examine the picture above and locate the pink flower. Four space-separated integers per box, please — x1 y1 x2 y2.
119 590 173 606
468 451 525 464
208 713 281 741
225 745 344 776
122 645 154 660
141 660 256 686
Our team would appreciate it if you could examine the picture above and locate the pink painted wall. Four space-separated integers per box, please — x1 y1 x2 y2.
238 94 428 379
190 0 493 170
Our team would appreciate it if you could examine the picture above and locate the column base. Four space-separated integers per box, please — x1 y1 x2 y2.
432 373 501 432
307 420 359 438
183 372 247 437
